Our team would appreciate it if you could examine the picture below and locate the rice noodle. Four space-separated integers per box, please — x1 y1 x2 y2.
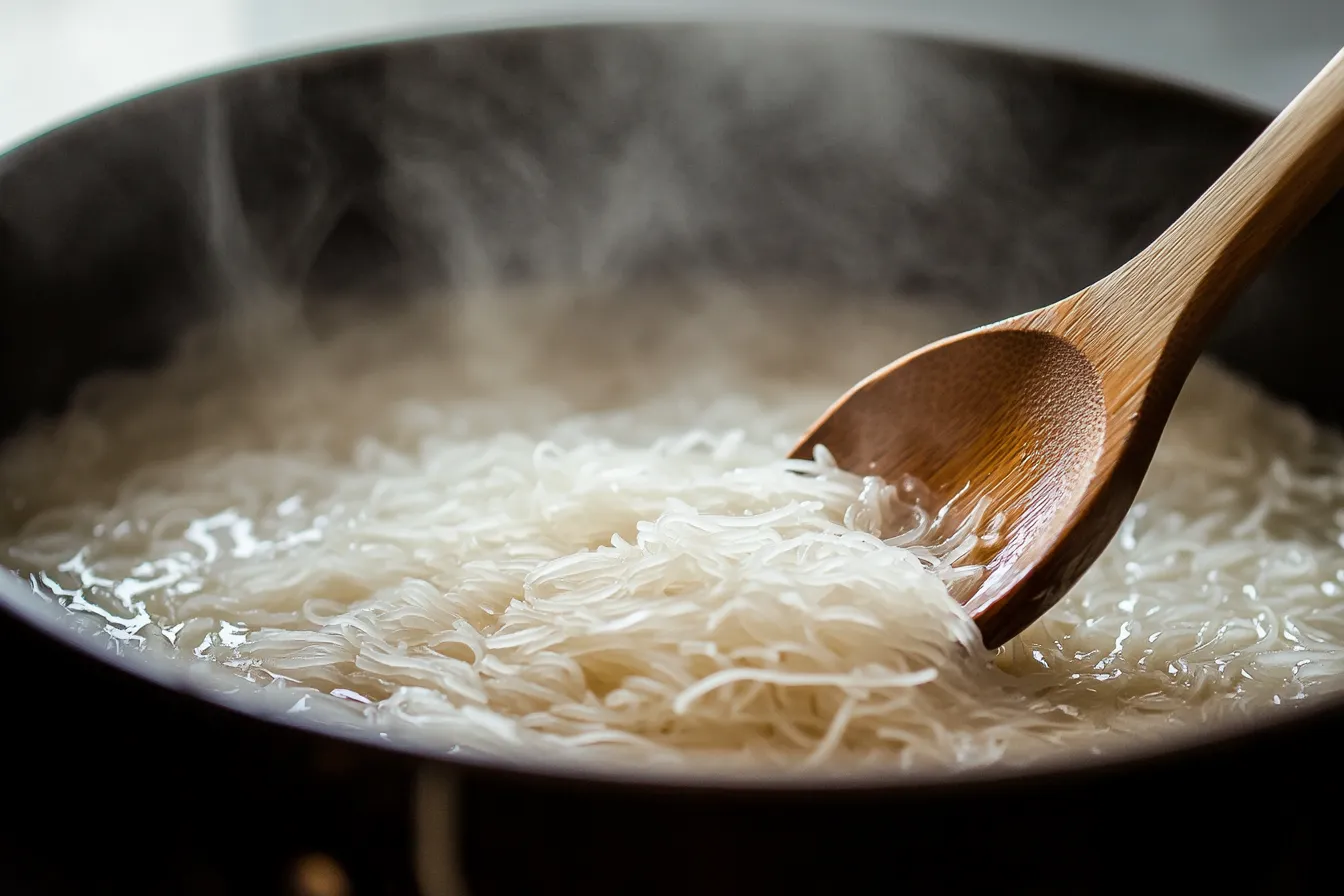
1 285 1342 772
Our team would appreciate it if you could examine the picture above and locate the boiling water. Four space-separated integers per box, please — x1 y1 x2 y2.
2 287 1342 771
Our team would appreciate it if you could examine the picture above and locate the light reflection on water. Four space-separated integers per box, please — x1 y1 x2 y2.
32 500 325 659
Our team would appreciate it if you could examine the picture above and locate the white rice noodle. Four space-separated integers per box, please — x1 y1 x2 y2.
2 287 1342 771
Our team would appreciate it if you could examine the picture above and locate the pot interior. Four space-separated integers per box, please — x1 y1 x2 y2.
1 23 1343 788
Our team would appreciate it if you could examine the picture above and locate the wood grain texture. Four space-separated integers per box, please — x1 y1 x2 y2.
794 46 1344 649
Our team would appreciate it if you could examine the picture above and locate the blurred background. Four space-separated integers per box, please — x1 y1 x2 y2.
2 0 1344 150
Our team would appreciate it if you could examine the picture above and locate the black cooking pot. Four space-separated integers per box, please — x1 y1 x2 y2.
1 23 1341 896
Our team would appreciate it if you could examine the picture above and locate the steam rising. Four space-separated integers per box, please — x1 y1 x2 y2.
178 25 1201 317
378 28 1015 295
0 21 1270 436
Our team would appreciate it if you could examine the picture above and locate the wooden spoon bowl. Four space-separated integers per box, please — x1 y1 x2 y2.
795 329 1106 647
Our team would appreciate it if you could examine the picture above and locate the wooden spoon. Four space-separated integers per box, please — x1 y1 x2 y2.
792 47 1344 650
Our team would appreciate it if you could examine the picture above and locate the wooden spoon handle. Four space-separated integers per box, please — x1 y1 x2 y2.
1081 46 1344 359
